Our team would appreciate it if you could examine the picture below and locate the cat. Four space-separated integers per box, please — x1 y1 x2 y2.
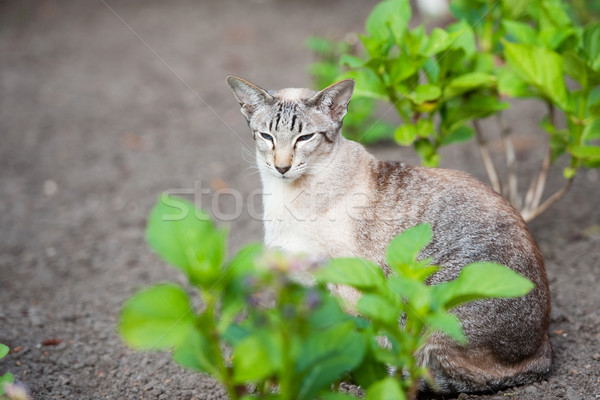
226 75 552 394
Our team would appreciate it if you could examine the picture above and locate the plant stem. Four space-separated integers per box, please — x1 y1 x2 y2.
522 177 574 222
278 290 295 400
521 104 576 222
496 113 520 209
473 120 502 194
530 146 552 212
481 1 495 52
204 292 240 400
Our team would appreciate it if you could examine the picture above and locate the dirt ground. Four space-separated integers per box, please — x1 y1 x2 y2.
0 1 599 399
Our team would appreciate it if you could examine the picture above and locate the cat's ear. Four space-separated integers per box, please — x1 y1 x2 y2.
226 76 274 120
307 79 355 123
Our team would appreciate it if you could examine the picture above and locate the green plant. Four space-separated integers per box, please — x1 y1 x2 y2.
315 224 533 398
119 196 369 400
306 36 395 145
310 0 600 221
0 344 14 397
119 197 534 400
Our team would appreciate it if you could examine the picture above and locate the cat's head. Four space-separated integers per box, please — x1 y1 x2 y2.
226 76 355 182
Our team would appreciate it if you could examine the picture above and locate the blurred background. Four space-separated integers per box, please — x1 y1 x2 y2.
1 1 599 399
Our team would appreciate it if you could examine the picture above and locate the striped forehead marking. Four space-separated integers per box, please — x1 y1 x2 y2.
271 101 303 133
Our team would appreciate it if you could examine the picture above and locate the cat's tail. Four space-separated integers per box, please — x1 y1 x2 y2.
417 332 553 394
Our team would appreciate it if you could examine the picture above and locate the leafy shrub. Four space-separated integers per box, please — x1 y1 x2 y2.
119 197 533 400
305 36 395 145
307 0 600 221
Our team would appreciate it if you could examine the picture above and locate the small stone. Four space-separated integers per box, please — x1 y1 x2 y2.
525 385 538 394
592 353 600 361
45 247 57 258
57 375 70 385
566 388 582 400
43 179 58 196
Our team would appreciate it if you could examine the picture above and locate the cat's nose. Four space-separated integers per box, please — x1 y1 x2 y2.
275 165 291 175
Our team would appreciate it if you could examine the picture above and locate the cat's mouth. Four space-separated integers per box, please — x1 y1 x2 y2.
269 167 301 181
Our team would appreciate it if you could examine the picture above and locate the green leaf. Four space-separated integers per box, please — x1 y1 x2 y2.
412 84 442 104
437 48 468 78
404 25 426 55
581 23 600 71
569 145 600 161
297 322 367 400
446 20 476 59
366 0 411 46
387 57 418 85
423 57 440 84
339 69 388 101
119 284 194 350
441 125 474 146
503 41 570 110
502 0 528 19
352 340 389 388
415 119 434 138
233 332 281 383
426 311 466 344
563 167 577 179
538 0 572 32
583 117 600 141
502 20 538 45
414 139 440 167
340 54 365 69
358 294 399 326
394 124 417 146
0 372 14 394
432 262 534 310
473 53 494 73
315 258 385 291
173 328 217 374
443 95 509 134
146 196 227 287
387 276 431 310
0 344 8 359
563 52 592 88
366 377 406 400
308 294 352 330
360 34 389 58
421 28 451 56
386 223 433 267
444 72 495 99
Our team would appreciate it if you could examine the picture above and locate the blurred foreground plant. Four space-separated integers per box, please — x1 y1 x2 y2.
119 197 533 400
307 0 600 222
0 344 14 397
0 345 31 400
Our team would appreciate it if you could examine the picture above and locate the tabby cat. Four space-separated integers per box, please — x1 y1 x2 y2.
226 76 552 393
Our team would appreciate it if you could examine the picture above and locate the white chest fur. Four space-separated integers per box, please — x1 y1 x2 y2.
261 174 363 260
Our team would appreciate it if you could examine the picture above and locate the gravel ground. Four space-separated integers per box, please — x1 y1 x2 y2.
1 1 599 399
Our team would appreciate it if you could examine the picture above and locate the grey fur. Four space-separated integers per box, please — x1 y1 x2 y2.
226 76 552 394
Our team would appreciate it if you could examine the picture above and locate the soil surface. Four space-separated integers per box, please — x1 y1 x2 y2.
1 1 599 399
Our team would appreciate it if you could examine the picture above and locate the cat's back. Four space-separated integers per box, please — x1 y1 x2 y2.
362 161 543 282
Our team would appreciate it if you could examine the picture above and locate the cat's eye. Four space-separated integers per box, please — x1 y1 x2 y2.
259 132 273 141
296 133 315 142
